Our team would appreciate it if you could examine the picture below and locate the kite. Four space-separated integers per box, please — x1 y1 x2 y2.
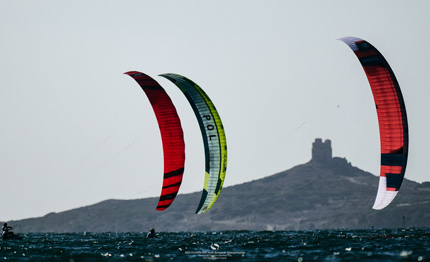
125 71 185 211
160 73 227 214
339 37 409 210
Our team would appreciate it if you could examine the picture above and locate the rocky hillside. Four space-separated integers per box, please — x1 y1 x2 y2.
11 156 430 232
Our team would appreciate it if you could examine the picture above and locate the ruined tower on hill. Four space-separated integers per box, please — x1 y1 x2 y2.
312 138 332 162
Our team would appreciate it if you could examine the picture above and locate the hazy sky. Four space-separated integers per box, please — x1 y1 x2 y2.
1 1 429 221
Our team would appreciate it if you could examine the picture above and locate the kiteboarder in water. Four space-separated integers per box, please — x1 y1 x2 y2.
2 223 15 239
147 228 157 238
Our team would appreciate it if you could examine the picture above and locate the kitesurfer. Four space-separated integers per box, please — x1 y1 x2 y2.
2 223 15 239
147 228 157 238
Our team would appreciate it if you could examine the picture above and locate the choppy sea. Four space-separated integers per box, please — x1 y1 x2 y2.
1 228 430 261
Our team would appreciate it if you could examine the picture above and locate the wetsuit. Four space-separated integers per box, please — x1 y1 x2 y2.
2 225 14 238
147 231 157 238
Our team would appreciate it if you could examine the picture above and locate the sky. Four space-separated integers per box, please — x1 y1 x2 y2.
1 1 429 221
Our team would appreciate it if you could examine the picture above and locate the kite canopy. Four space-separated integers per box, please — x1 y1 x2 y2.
339 37 409 210
160 73 227 214
125 71 185 211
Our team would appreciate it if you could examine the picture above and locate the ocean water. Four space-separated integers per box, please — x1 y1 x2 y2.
1 228 430 261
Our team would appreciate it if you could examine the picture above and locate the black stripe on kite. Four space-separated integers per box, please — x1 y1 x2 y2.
159 193 178 201
162 182 182 189
164 168 185 179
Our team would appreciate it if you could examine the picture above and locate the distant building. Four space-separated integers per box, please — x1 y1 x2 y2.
312 138 332 162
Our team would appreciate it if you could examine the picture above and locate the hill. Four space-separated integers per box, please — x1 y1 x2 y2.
10 139 430 232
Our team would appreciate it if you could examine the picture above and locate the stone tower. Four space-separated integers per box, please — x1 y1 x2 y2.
312 138 332 162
